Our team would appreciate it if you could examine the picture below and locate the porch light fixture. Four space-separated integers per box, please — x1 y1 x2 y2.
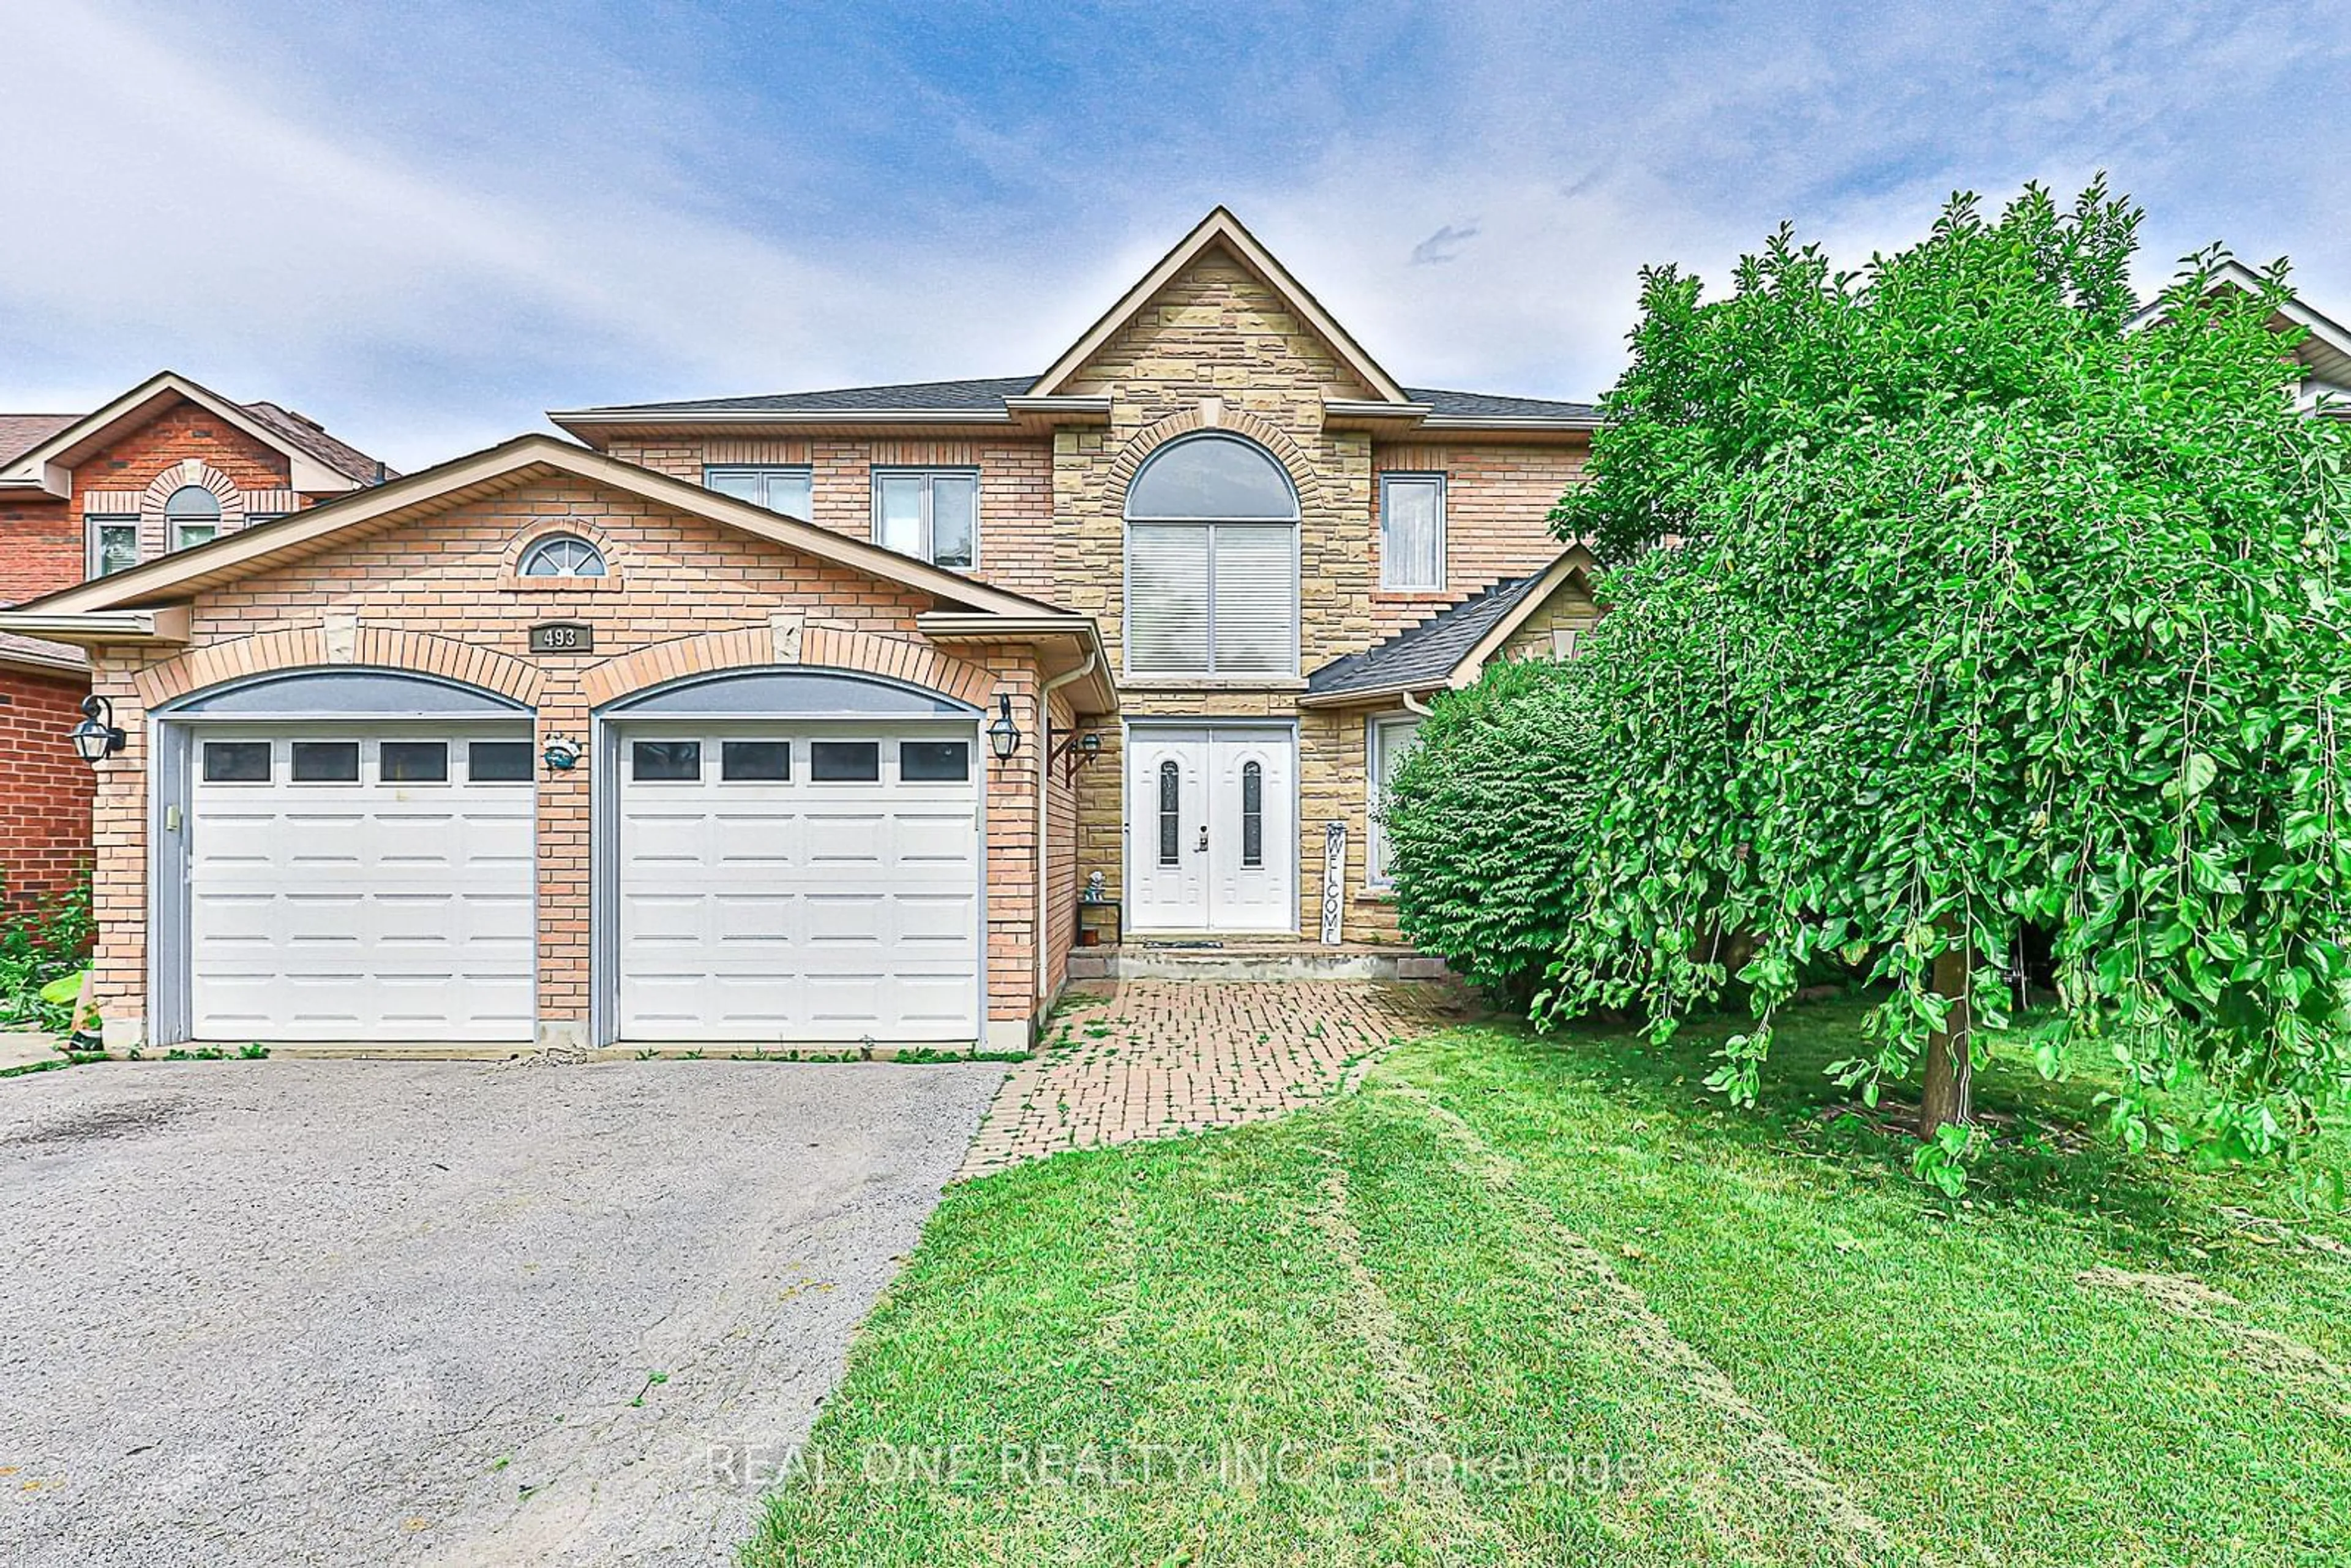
541 735 580 771
986 692 1021 763
1046 723 1103 785
69 694 126 765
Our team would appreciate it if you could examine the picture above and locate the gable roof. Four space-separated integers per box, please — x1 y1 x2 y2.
6 433 1087 629
1028 207 1408 403
1302 550 1596 706
0 372 391 497
2125 259 2351 397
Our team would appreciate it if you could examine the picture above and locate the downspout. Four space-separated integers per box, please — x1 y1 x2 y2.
1036 651 1100 1015
1401 689 1434 717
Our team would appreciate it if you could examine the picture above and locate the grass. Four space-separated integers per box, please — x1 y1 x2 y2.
743 998 2351 1567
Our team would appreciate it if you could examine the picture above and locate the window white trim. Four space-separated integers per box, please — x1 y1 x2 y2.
1379 472 1446 590
519 533 608 578
86 514 140 577
164 483 223 553
1365 712 1425 888
703 463 814 520
1122 433 1302 679
870 467 980 569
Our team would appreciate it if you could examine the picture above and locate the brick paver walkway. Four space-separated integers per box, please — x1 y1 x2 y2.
957 979 1464 1178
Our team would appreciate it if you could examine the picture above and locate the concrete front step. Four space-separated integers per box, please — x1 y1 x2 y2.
1066 940 1452 983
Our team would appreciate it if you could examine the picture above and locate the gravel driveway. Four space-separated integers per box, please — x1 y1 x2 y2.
0 1056 1003 1566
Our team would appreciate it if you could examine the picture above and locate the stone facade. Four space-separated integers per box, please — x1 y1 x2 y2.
601 249 1591 947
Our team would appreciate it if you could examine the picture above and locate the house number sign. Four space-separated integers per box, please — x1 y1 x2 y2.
529 621 594 654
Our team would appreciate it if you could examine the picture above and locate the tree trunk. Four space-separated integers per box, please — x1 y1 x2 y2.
1919 943 1974 1136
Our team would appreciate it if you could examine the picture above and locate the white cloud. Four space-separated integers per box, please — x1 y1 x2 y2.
1 1 2347 467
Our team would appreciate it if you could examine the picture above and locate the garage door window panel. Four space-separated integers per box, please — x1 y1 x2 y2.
468 741 536 782
899 740 969 782
291 741 360 783
811 740 880 782
632 740 702 781
722 740 792 781
203 740 271 782
380 741 449 783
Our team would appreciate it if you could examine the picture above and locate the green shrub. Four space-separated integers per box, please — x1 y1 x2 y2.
1384 658 1608 1003
0 878 96 1033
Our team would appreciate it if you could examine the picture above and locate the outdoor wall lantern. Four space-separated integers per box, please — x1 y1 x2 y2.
69 694 126 765
986 692 1022 763
541 735 581 772
1047 723 1103 785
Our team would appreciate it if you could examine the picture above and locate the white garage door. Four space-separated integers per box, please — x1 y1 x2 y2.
616 722 982 1043
187 727 537 1041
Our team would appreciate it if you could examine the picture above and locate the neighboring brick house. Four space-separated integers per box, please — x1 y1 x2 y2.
3 210 1602 1055
0 373 388 912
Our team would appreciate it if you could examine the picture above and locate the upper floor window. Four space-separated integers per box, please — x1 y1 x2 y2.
1380 473 1446 590
874 469 977 569
706 465 812 520
165 485 221 550
87 516 138 577
519 533 607 577
1123 433 1299 677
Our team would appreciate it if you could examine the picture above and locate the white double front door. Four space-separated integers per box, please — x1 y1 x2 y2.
1125 726 1295 933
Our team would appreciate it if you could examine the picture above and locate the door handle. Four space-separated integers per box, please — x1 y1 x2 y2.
1195 826 1209 853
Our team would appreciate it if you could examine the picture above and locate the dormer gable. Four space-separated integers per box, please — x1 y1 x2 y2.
1029 208 1409 407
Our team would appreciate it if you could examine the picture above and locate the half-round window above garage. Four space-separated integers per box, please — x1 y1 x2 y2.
518 534 607 578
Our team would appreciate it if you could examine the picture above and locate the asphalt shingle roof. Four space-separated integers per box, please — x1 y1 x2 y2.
238 401 394 484
1405 386 1602 421
0 414 79 467
574 379 1600 422
1305 567 1556 699
580 377 1038 416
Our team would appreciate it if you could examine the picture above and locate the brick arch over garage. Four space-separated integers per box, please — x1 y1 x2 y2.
1105 407 1333 515
578 623 999 711
132 626 547 711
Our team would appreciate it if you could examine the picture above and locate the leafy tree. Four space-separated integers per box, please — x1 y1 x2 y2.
1386 182 2351 1163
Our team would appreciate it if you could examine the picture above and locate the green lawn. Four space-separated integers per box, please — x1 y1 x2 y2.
744 999 2351 1567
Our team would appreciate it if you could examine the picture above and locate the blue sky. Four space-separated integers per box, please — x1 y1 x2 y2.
4 1 2345 467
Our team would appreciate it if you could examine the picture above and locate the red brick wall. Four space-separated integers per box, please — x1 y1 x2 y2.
2 399 315 607
0 665 94 909
610 435 1062 601
0 496 78 605
70 403 291 501
1368 439 1589 639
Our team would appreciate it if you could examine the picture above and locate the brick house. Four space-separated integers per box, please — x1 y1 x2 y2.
2 210 1597 1053
0 373 388 912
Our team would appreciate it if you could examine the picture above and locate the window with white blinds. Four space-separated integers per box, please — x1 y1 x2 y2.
1125 523 1297 675
1381 473 1445 590
1124 433 1299 678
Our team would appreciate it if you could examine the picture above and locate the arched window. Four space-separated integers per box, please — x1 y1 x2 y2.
519 534 607 578
165 485 222 550
1157 760 1182 866
1124 433 1299 677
